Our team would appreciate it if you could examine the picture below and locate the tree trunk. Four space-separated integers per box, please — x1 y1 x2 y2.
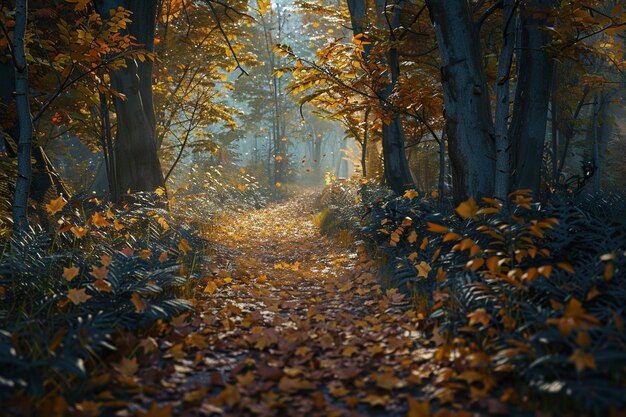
99 0 164 195
12 0 33 232
494 0 516 202
437 129 446 206
361 107 370 177
509 0 557 195
347 0 414 194
594 93 612 192
426 0 495 202
550 68 559 185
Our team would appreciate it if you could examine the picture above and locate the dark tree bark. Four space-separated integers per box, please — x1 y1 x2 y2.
426 0 495 202
347 0 414 194
375 0 415 193
592 92 612 193
1 23 70 217
12 0 33 232
98 0 164 196
494 0 516 201
509 0 558 195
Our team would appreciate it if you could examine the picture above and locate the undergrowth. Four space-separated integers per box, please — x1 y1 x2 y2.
317 178 626 416
0 192 205 407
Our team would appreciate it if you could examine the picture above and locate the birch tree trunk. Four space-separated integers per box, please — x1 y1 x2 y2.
509 0 557 195
426 0 495 202
12 0 33 232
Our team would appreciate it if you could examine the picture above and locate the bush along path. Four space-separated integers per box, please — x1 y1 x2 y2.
78 192 487 417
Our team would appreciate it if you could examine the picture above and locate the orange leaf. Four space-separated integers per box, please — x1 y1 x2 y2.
556 262 575 273
131 292 147 313
468 308 491 327
45 196 67 216
90 265 108 280
569 349 596 372
178 238 192 254
92 212 110 228
426 222 448 233
204 281 218 294
455 197 478 219
70 226 88 238
404 189 419 201
68 288 91 305
63 266 80 282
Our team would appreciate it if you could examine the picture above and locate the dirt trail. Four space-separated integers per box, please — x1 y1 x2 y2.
113 194 434 417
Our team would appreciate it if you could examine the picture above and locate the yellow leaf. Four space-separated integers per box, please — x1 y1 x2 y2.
45 196 67 216
416 261 431 278
68 288 91 305
455 197 478 219
70 226 88 238
92 212 110 228
63 266 80 282
139 249 151 260
239 167 246 174
204 281 218 294
155 187 166 197
404 189 419 201
158 217 170 231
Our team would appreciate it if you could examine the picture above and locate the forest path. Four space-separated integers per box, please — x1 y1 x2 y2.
115 193 435 417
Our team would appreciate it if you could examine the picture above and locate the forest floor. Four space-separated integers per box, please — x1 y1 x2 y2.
96 193 465 417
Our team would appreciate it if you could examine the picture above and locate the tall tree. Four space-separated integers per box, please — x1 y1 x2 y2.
347 0 414 194
97 0 164 195
11 0 33 232
509 0 557 195
494 0 516 202
426 0 495 201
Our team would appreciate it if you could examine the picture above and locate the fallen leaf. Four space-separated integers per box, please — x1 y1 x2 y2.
68 288 91 305
63 266 80 282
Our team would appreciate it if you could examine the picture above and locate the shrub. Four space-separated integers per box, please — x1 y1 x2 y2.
355 188 626 416
0 192 204 403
